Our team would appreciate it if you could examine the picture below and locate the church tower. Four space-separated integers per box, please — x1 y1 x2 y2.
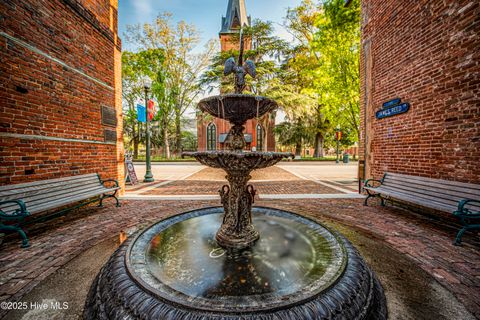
219 0 252 51
197 0 276 152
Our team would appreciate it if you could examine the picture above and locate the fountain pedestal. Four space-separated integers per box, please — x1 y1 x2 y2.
182 150 293 250
216 173 258 249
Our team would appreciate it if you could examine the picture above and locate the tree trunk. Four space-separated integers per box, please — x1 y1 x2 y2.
313 132 324 158
163 125 170 159
175 107 181 157
295 141 302 157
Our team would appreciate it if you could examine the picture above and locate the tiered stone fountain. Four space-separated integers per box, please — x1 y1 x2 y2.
84 37 387 320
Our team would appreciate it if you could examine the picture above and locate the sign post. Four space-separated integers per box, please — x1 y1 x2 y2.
335 129 342 164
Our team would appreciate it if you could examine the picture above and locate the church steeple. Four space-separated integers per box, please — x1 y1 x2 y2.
220 0 251 34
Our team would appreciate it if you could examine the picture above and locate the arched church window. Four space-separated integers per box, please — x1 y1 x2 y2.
207 123 217 151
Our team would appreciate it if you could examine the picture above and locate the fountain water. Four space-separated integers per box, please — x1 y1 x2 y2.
84 34 387 319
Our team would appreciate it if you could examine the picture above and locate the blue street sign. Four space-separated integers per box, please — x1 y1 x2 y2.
382 98 401 109
376 102 410 119
137 105 146 123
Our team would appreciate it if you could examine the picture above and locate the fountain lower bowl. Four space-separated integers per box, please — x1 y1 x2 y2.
84 207 387 319
198 94 278 125
182 151 293 174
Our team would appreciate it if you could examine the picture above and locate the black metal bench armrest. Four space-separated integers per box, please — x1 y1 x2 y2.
0 200 30 220
364 179 383 188
454 199 480 217
100 179 119 189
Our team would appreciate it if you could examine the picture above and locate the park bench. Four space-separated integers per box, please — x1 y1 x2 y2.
364 172 480 245
0 173 120 248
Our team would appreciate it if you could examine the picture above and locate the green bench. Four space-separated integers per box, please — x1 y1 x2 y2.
0 173 120 248
364 172 480 245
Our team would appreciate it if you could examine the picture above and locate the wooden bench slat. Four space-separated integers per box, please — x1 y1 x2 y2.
0 173 120 248
384 176 480 199
366 172 480 245
27 188 116 214
377 186 480 212
384 175 480 198
368 187 456 212
0 179 101 201
386 173 480 193
380 181 480 205
25 186 119 214
0 174 99 192
378 185 469 209
0 184 109 213
366 184 480 211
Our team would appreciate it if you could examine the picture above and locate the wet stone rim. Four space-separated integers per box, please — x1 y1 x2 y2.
125 207 348 313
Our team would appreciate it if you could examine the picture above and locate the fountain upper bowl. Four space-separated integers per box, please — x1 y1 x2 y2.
198 94 278 125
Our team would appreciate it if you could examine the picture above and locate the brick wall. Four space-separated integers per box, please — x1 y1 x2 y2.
219 34 252 52
0 0 124 189
360 0 480 183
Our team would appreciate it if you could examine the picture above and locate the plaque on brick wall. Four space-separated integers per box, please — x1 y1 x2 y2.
102 106 117 127
104 129 117 142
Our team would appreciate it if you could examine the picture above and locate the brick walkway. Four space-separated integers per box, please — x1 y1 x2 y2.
144 180 339 195
0 199 479 318
187 166 300 181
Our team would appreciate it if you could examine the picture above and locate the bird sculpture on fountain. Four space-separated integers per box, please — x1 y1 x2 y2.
224 30 256 94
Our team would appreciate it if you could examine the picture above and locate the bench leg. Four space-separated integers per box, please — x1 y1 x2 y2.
380 198 386 207
98 191 121 208
453 227 467 246
97 195 104 208
364 190 376 206
0 224 30 248
364 195 371 206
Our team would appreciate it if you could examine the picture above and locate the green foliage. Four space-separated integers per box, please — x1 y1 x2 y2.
310 0 361 139
123 12 216 157
273 0 360 154
181 131 198 151
200 20 289 97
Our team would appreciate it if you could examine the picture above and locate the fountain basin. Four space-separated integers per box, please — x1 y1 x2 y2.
198 94 278 125
182 151 293 175
84 207 387 319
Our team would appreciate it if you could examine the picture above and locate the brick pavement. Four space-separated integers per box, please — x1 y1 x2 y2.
144 180 339 195
187 166 300 181
0 199 479 318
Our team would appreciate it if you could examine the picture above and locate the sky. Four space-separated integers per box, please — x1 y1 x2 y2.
118 0 301 121
118 0 303 52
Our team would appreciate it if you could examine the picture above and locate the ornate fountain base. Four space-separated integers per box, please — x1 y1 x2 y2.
216 174 259 249
182 150 293 250
84 207 387 320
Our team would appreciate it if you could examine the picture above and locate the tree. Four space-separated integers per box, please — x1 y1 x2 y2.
122 51 143 158
125 13 217 157
274 115 311 157
311 0 361 140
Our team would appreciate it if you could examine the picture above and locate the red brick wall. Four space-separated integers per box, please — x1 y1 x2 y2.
220 35 252 52
0 0 123 187
360 0 480 183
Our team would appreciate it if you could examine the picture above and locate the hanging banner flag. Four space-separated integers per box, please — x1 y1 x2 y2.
137 104 146 123
147 100 155 121
336 131 342 141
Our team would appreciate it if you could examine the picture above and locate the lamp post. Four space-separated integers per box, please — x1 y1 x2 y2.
335 126 340 164
143 79 154 183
